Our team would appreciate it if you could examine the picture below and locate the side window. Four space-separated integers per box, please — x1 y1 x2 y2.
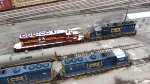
96 31 101 35
107 58 114 63
118 58 124 62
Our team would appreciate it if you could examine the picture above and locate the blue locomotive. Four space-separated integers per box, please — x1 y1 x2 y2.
61 49 130 77
0 62 55 84
0 49 131 83
85 21 137 40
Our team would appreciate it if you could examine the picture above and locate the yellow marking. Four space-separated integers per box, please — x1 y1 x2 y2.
7 75 27 83
62 65 65 73
111 28 121 33
34 79 50 84
22 40 38 44
45 36 65 41
87 62 101 68
51 68 56 77
85 32 90 39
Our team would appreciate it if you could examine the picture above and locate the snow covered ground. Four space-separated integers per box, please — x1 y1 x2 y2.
0 8 150 84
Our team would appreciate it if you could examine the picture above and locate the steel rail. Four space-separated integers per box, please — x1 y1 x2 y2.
0 0 149 21
0 0 149 25
0 0 146 21
0 0 128 19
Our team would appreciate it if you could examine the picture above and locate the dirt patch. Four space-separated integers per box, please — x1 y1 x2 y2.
114 78 136 84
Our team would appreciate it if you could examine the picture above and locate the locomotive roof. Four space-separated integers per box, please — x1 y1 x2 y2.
62 53 102 66
0 62 52 78
19 28 81 39
62 49 128 66
101 21 136 28
112 49 126 58
19 30 66 39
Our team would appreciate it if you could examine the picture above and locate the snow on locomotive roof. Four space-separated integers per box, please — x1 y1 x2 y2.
19 30 66 38
127 11 150 19
101 21 136 28
36 30 66 36
112 49 126 58
0 62 52 78
68 27 82 31
19 29 80 39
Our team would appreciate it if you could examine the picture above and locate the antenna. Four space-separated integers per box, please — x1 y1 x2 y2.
124 0 131 22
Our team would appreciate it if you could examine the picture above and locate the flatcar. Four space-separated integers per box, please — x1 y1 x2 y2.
85 20 137 40
13 28 84 52
61 49 130 77
0 61 55 84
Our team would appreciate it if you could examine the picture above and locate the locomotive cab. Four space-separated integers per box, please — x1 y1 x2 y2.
85 25 102 40
101 20 137 36
91 26 102 36
112 49 130 65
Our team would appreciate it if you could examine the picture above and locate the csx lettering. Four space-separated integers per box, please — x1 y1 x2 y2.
88 62 100 68
111 28 121 33
9 76 25 82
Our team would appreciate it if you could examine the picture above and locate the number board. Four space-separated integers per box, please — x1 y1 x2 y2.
7 75 27 83
87 61 101 69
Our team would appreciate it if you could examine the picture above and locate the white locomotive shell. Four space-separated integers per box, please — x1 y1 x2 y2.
0 48 55 67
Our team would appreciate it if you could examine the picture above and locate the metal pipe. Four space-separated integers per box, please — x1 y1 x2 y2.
124 0 131 22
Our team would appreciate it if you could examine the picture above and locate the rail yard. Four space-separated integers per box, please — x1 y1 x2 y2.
0 0 150 84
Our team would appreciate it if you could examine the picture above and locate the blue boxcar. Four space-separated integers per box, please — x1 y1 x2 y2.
89 21 136 39
0 62 54 84
61 49 130 77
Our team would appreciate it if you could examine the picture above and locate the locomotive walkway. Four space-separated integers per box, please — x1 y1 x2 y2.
0 0 150 25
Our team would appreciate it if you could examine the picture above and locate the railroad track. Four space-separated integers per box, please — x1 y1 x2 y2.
6 0 149 23
132 55 150 65
61 42 150 66
0 0 150 25
133 34 150 46
60 43 144 60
